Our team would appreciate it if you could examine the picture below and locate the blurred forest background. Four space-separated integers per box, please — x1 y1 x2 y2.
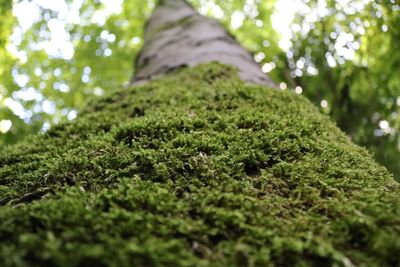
0 0 399 179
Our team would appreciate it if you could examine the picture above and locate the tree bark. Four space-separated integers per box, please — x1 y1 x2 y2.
132 0 275 87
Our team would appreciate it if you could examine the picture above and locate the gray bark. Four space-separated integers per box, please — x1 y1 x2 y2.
132 0 275 87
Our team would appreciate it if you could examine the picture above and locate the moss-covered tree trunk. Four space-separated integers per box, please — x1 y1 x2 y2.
0 1 399 266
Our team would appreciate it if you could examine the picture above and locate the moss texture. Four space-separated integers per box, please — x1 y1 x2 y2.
0 63 399 266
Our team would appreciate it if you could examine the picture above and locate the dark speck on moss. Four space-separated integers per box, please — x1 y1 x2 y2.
0 63 399 267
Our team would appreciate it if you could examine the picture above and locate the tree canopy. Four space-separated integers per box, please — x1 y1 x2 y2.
0 0 399 178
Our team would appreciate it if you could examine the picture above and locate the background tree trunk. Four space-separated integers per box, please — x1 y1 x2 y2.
133 0 275 87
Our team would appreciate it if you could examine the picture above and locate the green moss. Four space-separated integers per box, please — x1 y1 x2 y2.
0 63 399 266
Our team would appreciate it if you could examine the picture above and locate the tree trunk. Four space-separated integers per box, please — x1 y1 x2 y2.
132 0 275 87
0 1 399 266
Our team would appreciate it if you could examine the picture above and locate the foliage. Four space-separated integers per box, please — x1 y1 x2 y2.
0 0 19 144
0 0 153 144
0 63 399 266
